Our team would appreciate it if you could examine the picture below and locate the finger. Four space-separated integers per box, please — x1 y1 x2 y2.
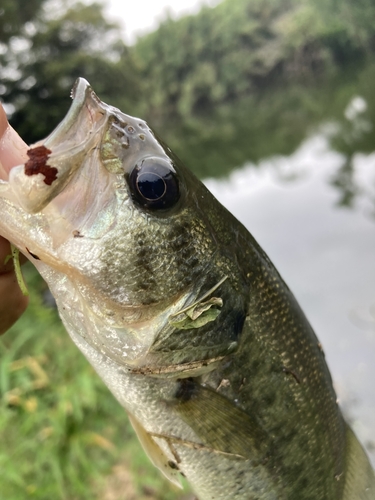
0 236 28 273
0 104 29 180
0 106 30 334
0 236 14 273
0 105 28 264
0 103 7 136
0 268 29 334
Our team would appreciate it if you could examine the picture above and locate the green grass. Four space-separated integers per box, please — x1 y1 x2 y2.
0 265 191 500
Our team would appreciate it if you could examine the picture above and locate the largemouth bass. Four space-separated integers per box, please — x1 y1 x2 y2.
0 78 374 499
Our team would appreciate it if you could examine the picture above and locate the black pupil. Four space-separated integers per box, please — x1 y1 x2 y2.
137 172 166 200
129 158 180 210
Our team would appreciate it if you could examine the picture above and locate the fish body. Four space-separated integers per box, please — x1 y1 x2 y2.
0 78 374 499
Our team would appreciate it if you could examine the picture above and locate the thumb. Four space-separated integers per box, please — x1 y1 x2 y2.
0 104 29 180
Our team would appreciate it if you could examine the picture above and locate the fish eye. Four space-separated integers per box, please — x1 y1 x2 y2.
129 157 180 209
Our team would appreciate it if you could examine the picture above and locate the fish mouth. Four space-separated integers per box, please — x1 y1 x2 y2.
8 78 109 213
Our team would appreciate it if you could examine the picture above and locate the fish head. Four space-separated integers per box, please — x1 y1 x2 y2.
0 79 248 373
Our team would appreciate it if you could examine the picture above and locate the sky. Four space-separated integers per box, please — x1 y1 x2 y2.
103 0 221 44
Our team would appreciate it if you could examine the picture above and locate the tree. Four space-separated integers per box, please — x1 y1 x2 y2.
1 1 142 143
0 0 44 43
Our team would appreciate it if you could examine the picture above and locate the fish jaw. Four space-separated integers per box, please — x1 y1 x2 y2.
8 78 108 213
0 78 119 267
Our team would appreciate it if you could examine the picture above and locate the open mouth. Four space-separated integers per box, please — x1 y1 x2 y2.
8 78 108 213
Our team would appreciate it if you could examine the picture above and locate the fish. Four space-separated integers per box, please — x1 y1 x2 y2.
0 77 374 499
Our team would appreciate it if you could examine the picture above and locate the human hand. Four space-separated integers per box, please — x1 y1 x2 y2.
0 104 29 334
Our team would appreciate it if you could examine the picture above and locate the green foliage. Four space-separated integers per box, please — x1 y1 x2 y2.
0 0 44 43
2 1 142 144
144 57 375 191
133 0 375 120
2 0 375 144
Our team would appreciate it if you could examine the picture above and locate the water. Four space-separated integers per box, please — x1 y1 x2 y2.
159 61 375 465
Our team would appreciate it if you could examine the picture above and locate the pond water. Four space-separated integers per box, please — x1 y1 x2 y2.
159 60 375 466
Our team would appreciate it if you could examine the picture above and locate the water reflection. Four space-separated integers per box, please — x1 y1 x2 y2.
330 94 375 214
204 132 375 466
163 61 375 218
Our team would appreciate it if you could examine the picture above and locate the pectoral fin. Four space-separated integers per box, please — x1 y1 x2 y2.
171 379 267 461
127 412 182 488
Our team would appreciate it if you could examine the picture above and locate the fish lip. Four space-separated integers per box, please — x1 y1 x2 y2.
71 76 91 102
43 78 93 149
